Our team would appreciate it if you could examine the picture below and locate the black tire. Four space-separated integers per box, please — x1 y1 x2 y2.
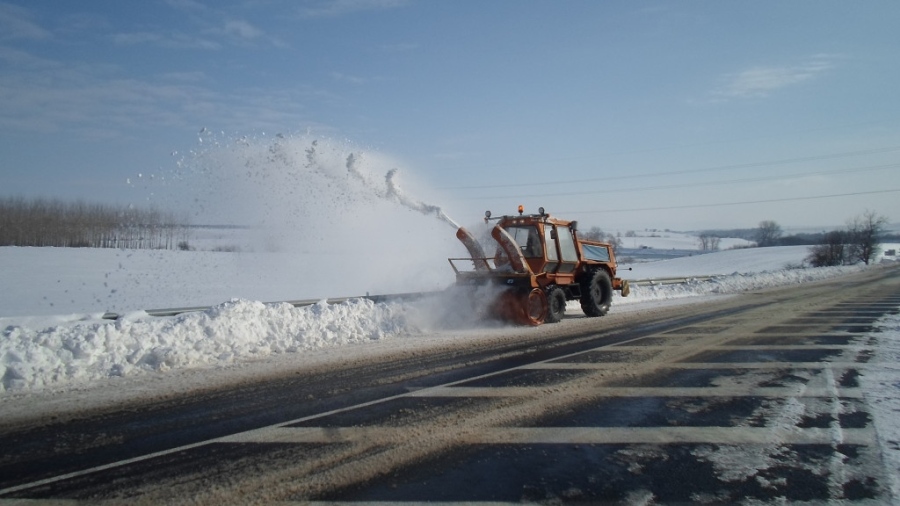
580 269 613 317
545 286 567 323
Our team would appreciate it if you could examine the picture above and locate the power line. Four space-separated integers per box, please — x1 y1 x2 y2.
439 145 900 190
556 188 900 215
433 118 900 174
459 162 900 200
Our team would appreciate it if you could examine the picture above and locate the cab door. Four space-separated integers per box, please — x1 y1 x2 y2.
542 224 560 273
556 225 579 274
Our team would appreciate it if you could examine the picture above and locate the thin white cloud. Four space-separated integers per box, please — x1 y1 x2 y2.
222 19 263 40
58 12 111 35
0 48 326 138
112 31 221 50
298 0 409 18
329 71 393 86
0 45 53 67
0 2 51 40
114 16 273 49
379 42 418 53
160 71 208 83
203 18 281 47
164 0 209 13
714 54 839 99
330 71 369 85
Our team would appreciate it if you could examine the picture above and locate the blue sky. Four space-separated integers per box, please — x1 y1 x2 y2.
1 0 899 231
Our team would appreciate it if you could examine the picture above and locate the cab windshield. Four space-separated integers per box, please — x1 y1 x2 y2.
503 225 543 258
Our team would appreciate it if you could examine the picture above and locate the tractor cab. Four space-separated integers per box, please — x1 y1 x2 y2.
490 206 581 287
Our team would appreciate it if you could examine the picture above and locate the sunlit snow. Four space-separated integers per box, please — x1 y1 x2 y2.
1 132 898 498
0 244 890 394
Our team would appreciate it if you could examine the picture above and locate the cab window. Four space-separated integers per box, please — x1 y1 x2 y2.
504 225 542 258
557 226 578 263
544 224 558 262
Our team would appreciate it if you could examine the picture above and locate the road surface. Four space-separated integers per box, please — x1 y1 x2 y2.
1 266 899 504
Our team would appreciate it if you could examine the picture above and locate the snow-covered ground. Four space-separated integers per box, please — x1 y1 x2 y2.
2 243 896 394
2 241 900 499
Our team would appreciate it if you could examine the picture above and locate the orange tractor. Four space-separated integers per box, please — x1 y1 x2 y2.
449 206 630 326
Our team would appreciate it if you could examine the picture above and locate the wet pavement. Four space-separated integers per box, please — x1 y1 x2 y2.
311 297 900 504
3 280 898 505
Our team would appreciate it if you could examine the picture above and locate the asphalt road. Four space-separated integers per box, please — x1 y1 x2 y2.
1 266 899 504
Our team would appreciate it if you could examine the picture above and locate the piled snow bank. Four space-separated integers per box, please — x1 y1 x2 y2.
0 263 876 395
1 298 411 393
619 264 866 304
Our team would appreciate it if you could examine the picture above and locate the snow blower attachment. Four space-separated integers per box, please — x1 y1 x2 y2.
449 206 630 326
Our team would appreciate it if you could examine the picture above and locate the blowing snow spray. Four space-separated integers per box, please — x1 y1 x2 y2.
344 150 460 230
383 168 460 230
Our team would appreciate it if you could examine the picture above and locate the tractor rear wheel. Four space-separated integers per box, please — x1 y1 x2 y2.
580 269 613 317
545 286 566 323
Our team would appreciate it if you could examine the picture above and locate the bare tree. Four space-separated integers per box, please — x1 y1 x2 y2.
581 226 622 253
846 210 889 265
697 233 721 252
580 226 602 242
755 220 782 247
806 230 846 267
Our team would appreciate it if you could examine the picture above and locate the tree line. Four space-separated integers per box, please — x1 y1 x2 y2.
700 224 899 247
0 197 190 250
738 212 890 266
805 211 890 267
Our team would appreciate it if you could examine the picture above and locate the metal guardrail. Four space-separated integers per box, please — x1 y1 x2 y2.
99 276 722 321
629 275 717 286
99 291 439 321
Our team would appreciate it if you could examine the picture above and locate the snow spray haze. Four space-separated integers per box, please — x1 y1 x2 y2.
172 131 461 236
145 131 463 300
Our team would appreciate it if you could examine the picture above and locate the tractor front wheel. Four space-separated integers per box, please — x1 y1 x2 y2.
492 288 547 326
520 288 548 326
545 286 567 323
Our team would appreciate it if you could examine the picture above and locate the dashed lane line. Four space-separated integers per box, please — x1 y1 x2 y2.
606 345 868 350
520 361 884 369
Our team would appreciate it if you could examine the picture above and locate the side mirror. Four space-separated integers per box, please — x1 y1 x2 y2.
550 229 557 240
570 220 578 232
